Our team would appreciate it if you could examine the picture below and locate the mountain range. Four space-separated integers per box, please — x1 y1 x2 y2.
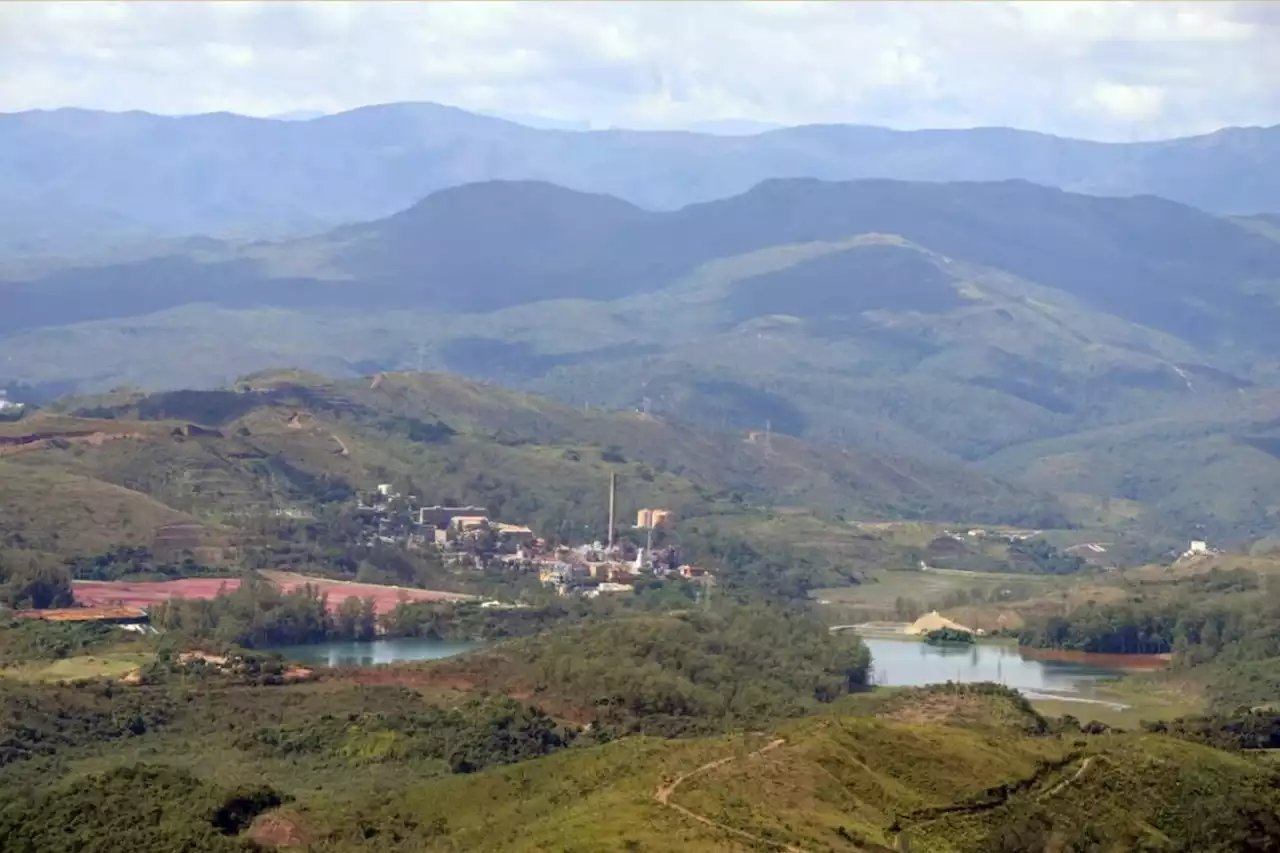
4 110 1280 544
2 102 1279 253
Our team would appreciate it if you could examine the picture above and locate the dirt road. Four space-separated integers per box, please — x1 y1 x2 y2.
653 738 808 852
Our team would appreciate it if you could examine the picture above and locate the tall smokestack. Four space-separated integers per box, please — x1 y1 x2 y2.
608 472 617 549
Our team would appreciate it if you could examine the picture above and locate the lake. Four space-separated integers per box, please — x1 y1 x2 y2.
262 635 1154 707
264 637 478 668
862 637 1158 703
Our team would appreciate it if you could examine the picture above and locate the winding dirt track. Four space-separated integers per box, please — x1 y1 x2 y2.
1038 756 1096 802
653 738 809 853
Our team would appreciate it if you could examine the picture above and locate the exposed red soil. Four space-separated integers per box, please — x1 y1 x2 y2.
247 810 308 849
73 578 242 608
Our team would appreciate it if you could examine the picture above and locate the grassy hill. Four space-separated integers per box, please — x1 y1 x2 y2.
0 372 1061 568
5 578 1280 853
2 104 1278 244
5 672 1274 853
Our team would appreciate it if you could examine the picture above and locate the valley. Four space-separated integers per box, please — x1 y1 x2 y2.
3 40 1280 851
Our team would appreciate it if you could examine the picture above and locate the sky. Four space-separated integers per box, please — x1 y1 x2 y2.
1 0 1277 141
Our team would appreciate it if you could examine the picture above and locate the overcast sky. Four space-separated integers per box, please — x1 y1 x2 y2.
2 1 1277 140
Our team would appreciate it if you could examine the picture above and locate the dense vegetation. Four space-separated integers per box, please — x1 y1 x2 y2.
0 765 281 853
67 546 227 582
434 603 872 735
925 627 975 645
1019 571 1280 660
1145 710 1280 752
0 669 581 852
0 619 144 665
1015 566 1280 711
0 549 72 610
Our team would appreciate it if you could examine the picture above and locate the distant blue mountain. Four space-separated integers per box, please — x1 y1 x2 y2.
1 102 1277 244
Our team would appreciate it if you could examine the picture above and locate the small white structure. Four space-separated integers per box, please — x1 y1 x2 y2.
376 483 393 497
1181 540 1211 559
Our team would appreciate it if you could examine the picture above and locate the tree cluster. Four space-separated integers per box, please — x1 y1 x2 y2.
0 549 72 610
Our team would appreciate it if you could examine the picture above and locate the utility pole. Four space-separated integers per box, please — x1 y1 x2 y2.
607 472 617 550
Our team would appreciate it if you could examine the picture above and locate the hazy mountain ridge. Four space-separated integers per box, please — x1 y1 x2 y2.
6 177 1280 346
2 102 1279 250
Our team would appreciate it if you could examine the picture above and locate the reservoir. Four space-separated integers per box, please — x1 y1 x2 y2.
264 637 478 667
861 637 1157 699
262 636 1156 705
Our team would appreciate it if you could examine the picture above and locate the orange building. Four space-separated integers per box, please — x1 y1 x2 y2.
635 508 675 529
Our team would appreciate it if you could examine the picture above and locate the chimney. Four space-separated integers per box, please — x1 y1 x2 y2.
608 472 617 549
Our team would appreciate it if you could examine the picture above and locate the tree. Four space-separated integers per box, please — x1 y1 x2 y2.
0 551 74 609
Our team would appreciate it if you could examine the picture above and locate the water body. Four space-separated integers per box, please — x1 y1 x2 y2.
862 637 1155 703
262 635 1153 708
264 637 478 668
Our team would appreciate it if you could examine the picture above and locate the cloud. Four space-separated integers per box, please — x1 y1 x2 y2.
0 0 1275 140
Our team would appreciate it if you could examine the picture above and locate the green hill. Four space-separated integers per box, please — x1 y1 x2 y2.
0 372 1060 570
6 673 1274 853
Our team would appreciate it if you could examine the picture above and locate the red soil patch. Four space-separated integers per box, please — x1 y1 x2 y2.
73 578 241 608
248 810 307 849
259 570 475 614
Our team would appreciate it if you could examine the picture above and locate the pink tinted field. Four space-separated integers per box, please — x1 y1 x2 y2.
73 578 242 608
